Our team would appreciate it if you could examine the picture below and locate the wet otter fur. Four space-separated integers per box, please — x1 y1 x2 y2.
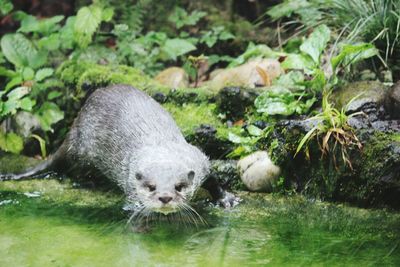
1 85 212 216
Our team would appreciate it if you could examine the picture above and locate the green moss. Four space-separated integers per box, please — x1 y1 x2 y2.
167 86 216 104
57 60 170 95
0 153 40 173
391 133 400 142
57 60 220 104
163 103 224 136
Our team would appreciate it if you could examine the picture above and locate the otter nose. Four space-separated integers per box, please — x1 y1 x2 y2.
159 196 173 204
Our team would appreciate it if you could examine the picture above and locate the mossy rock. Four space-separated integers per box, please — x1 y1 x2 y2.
57 60 220 104
57 61 170 96
263 121 400 209
163 103 238 158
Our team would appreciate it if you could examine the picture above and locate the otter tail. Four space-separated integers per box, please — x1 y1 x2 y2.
0 158 55 181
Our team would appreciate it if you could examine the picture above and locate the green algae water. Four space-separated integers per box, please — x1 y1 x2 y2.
1 156 399 266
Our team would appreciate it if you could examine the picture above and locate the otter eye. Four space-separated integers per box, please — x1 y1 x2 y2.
175 183 187 192
146 184 156 192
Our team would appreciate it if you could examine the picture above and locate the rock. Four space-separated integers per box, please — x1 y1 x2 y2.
332 81 389 122
209 68 224 80
192 124 233 159
209 160 241 190
216 86 260 119
237 151 281 192
210 58 282 91
155 67 189 89
262 120 400 208
152 92 167 103
9 112 41 138
386 81 400 119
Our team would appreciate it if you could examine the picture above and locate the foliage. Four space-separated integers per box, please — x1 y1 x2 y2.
255 86 316 116
74 4 114 48
0 130 23 154
228 43 282 68
227 125 274 158
112 5 234 76
183 55 208 87
295 91 363 169
254 24 377 118
267 0 400 63
0 0 13 16
227 24 376 159
168 7 207 29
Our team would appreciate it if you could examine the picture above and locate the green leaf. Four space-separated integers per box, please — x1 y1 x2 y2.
331 43 378 72
162 38 196 60
35 68 54 82
273 71 305 90
20 97 35 111
168 7 206 29
37 33 61 51
247 125 263 136
305 69 326 92
0 0 13 16
281 53 315 71
22 67 34 80
228 132 252 144
7 86 30 100
228 43 281 68
102 7 114 22
267 0 310 20
30 134 46 158
255 86 314 116
47 91 63 100
0 66 16 78
300 24 331 64
18 15 64 35
219 31 235 40
5 76 22 92
0 131 24 154
295 126 318 156
0 33 47 69
34 102 64 132
74 5 102 48
59 16 76 50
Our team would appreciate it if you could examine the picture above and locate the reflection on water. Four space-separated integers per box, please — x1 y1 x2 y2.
0 175 399 266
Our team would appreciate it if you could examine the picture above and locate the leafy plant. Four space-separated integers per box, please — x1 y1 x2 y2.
295 90 363 169
254 24 377 119
255 86 316 116
267 0 400 64
227 125 272 158
183 55 208 87
168 7 207 29
74 4 114 48
200 26 235 48
0 0 13 16
0 3 112 154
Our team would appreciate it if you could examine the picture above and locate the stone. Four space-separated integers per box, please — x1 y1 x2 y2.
209 160 241 190
386 81 400 119
216 86 259 119
154 67 189 89
209 58 282 91
332 81 389 122
237 151 281 192
12 111 41 138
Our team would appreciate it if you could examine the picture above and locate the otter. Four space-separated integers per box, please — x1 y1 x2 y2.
1 84 230 216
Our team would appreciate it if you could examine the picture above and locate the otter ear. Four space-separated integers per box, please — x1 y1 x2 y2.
187 170 195 180
135 172 144 181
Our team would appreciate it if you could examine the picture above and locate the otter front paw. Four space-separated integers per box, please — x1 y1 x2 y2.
217 191 240 208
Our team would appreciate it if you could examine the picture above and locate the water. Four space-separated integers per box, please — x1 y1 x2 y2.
0 156 399 266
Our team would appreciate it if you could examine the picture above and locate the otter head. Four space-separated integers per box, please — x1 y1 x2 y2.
133 165 196 214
